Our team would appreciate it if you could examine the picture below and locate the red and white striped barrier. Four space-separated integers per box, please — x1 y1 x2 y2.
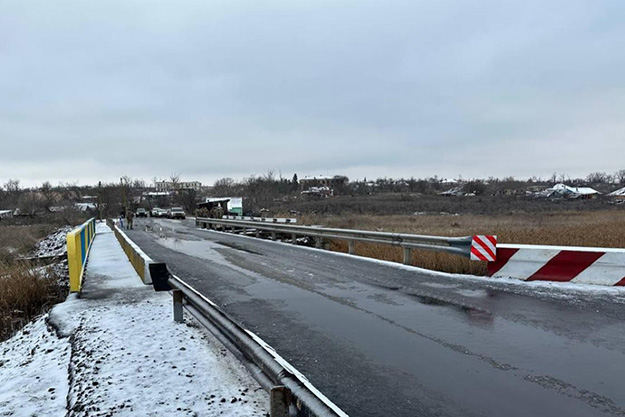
488 244 625 286
470 235 497 262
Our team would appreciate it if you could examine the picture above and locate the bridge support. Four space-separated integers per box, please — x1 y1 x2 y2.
403 247 412 265
270 386 290 417
173 290 184 323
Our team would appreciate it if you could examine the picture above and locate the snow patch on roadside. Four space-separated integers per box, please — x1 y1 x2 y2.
60 297 268 417
0 317 70 417
0 224 269 417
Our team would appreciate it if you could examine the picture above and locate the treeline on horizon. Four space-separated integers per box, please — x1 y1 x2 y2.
1 169 624 219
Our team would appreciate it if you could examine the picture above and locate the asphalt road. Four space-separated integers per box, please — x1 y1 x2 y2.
125 217 625 417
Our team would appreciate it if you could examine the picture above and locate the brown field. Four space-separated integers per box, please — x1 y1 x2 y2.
0 223 67 340
0 224 57 263
298 210 625 275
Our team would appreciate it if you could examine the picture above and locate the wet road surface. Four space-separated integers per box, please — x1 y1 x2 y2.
125 218 625 417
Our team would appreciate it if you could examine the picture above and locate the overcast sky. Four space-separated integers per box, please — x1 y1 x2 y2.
1 0 624 187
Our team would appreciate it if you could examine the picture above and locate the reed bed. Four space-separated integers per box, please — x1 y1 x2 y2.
299 210 625 275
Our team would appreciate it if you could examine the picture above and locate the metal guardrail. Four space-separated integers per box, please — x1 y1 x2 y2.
149 263 349 417
222 215 298 224
196 217 475 263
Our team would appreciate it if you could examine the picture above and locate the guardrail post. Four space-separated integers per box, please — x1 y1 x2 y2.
291 233 297 244
271 232 277 241
270 386 290 417
173 290 184 323
403 247 411 265
315 237 322 249
256 230 261 238
348 240 355 254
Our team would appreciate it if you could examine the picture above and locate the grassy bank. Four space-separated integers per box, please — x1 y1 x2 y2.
0 263 65 340
0 223 70 340
299 210 625 275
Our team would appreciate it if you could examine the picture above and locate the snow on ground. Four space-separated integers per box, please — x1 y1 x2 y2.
29 225 74 288
0 318 71 417
33 225 73 258
0 223 268 417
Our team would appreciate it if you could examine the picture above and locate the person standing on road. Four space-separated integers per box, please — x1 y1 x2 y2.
119 209 125 228
126 210 135 230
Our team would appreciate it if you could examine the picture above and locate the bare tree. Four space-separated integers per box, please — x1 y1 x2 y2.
174 189 198 214
586 172 610 184
40 181 57 211
463 180 488 195
18 192 45 216
132 178 146 189
213 178 236 196
169 173 181 190
4 179 20 194
3 179 22 207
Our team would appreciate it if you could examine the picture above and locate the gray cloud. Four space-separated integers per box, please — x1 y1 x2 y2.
1 0 624 187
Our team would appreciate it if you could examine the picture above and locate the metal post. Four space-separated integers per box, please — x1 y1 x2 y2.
403 247 412 265
291 233 297 244
348 240 355 254
173 290 183 323
270 386 289 417
315 238 322 249
271 232 277 241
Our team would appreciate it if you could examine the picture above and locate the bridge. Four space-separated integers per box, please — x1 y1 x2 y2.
56 217 625 416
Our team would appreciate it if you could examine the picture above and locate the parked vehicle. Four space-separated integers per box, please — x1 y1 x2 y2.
151 208 167 217
168 207 186 219
136 208 148 217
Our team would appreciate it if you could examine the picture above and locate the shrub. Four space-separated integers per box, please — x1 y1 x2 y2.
0 263 66 340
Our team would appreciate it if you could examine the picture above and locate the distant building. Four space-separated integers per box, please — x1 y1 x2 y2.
203 197 243 215
608 187 625 201
537 183 601 199
299 175 348 192
155 180 202 192
301 187 332 198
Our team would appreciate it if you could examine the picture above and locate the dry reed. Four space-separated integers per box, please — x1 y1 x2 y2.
301 210 625 275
